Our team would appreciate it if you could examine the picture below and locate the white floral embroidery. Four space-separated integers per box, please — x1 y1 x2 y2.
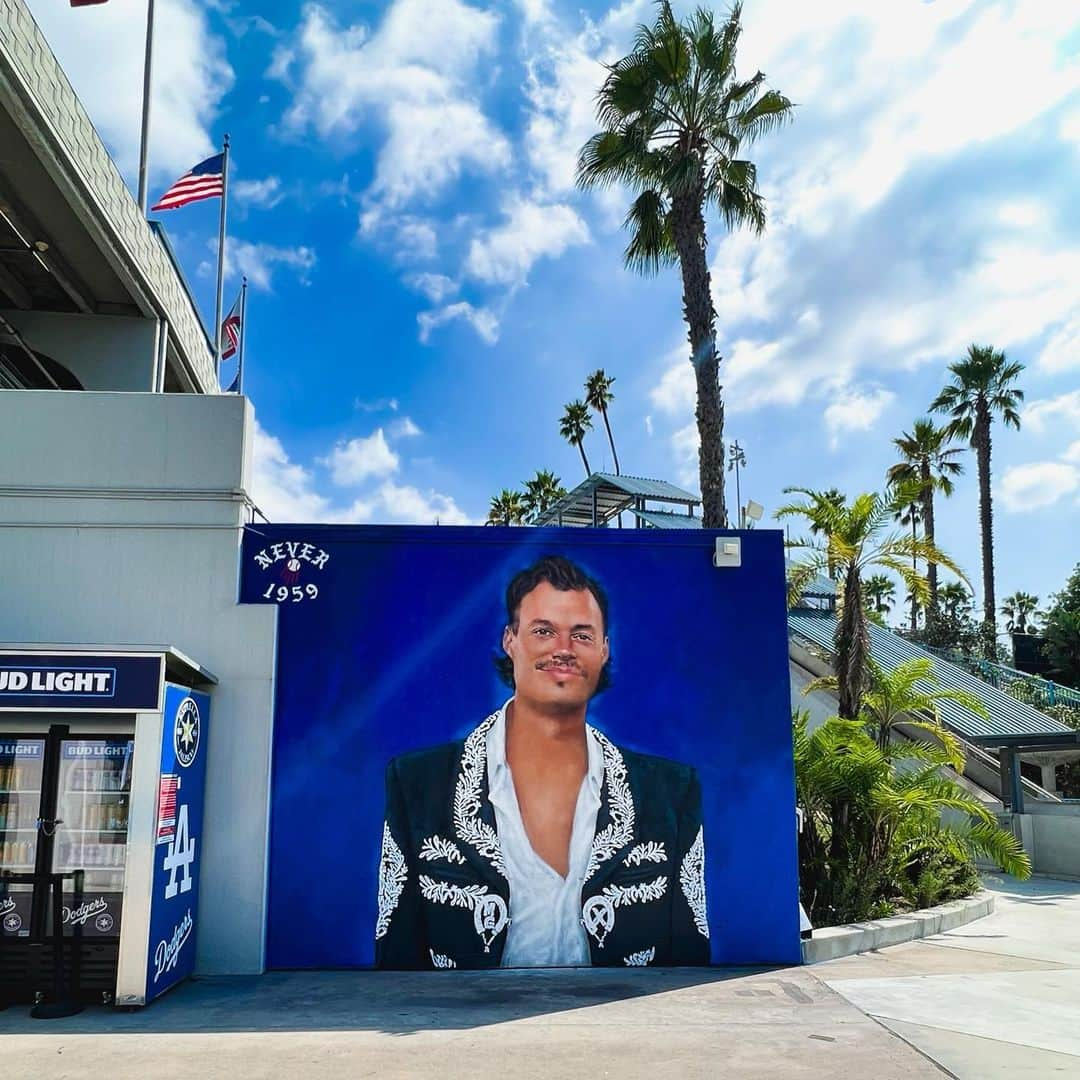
679 827 709 939
375 821 408 940
624 842 666 867
419 875 490 910
601 875 668 907
429 949 456 969
584 729 635 883
453 712 507 878
624 947 656 966
582 877 667 946
419 835 466 865
419 874 509 952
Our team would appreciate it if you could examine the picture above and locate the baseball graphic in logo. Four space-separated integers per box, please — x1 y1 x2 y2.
174 697 200 768
94 912 115 933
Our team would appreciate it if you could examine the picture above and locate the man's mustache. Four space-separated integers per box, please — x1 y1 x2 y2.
535 659 585 675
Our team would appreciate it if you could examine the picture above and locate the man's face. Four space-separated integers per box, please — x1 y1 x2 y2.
503 581 609 712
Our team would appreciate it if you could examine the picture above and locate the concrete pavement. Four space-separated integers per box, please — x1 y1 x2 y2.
817 874 1080 1077
2 874 1076 1079
0 966 944 1080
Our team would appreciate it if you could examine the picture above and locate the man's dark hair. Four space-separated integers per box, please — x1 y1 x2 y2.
494 555 612 692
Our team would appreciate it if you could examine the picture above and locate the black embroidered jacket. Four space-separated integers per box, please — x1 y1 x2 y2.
375 710 710 969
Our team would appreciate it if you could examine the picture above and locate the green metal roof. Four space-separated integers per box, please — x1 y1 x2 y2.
788 610 1076 744
532 473 700 527
786 558 837 599
631 508 703 529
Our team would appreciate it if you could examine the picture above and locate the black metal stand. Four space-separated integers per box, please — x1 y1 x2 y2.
3 869 85 1019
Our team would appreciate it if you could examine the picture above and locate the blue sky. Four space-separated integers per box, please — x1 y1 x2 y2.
27 0 1080 621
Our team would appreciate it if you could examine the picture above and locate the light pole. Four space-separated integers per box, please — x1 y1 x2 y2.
728 440 747 527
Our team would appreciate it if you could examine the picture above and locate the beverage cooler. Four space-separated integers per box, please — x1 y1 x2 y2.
0 647 215 1010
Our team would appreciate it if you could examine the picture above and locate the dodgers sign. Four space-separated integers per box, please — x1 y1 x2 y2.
144 684 210 1002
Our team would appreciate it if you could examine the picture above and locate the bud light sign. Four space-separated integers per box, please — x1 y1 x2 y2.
145 684 210 1002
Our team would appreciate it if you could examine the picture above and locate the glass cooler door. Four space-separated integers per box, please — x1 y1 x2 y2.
0 737 46 939
51 739 134 937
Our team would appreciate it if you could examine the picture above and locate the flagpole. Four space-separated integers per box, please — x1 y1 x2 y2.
137 0 156 214
237 276 248 395
213 133 231 378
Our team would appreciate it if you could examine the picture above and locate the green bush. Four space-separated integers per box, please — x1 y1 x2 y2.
794 710 1029 926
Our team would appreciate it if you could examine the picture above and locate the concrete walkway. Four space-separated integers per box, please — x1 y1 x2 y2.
817 874 1080 1077
1 875 1075 1079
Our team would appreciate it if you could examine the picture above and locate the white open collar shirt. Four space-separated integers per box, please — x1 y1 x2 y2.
485 702 604 967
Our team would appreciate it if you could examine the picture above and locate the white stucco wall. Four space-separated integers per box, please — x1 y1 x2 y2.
1 309 157 391
0 390 277 974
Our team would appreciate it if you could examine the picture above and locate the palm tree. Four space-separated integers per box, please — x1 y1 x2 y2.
931 345 1024 649
794 711 1029 925
584 370 620 476
894 497 923 632
522 469 567 522
863 574 896 616
804 656 987 763
577 2 792 527
778 483 965 720
939 582 973 621
487 489 526 526
887 419 964 614
559 401 594 478
1001 591 1040 635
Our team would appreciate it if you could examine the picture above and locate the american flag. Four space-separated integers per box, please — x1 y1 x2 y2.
221 291 242 361
151 153 225 212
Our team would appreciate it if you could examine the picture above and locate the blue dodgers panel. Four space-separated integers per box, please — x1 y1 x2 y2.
241 525 799 967
145 684 210 1001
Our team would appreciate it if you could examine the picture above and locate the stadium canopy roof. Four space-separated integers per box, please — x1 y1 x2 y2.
532 473 701 527
789 609 1079 748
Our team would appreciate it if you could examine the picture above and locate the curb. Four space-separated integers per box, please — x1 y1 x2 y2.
801 889 995 964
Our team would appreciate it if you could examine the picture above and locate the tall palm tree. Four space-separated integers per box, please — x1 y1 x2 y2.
577 2 792 527
778 483 965 720
559 401 593 478
863 574 896 616
894 497 923 632
887 419 964 614
487 489 526 526
931 344 1024 649
522 469 567 522
584 370 620 476
1001 592 1040 635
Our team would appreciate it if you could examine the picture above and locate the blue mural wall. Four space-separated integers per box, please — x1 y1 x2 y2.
240 525 798 967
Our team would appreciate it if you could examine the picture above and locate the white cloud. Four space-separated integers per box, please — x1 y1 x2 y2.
407 273 459 303
388 219 439 261
278 1 509 216
354 397 399 414
1000 462 1080 512
233 176 284 209
417 302 499 345
375 481 471 525
389 417 422 439
823 387 896 450
208 240 316 292
1063 441 1080 466
1023 391 1080 435
1037 314 1080 374
27 0 232 183
465 199 590 287
250 421 334 522
251 421 472 524
321 430 399 486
